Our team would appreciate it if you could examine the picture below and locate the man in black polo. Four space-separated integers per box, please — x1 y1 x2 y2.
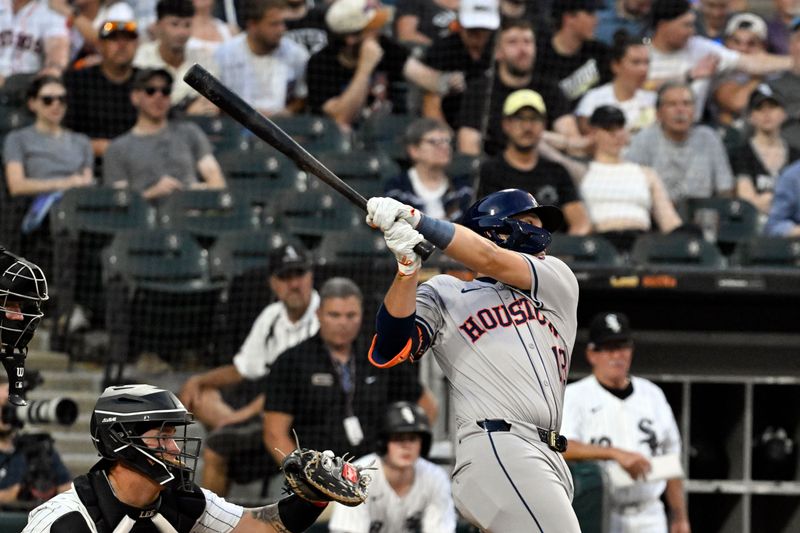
263 277 437 462
64 20 140 157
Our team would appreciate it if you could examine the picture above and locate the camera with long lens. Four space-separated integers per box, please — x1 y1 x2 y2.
1 370 78 428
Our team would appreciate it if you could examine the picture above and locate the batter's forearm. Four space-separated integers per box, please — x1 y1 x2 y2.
384 271 419 317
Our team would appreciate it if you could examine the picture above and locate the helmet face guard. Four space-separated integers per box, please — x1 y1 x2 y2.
0 248 48 406
91 385 201 491
461 189 564 255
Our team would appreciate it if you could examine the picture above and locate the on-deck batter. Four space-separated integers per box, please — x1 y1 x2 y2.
365 189 582 532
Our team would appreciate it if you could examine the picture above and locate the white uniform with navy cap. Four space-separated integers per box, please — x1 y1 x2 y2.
414 254 581 532
562 312 684 533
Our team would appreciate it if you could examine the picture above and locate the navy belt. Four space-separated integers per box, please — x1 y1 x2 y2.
477 419 568 453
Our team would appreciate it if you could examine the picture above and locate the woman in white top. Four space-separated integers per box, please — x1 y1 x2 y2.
188 0 238 56
576 31 657 135
581 105 681 251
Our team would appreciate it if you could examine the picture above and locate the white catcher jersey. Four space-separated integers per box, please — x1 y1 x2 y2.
0 0 67 77
415 254 579 432
561 375 682 505
23 486 243 532
328 453 457 533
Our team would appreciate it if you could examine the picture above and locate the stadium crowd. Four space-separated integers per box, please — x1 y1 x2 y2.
2 0 800 530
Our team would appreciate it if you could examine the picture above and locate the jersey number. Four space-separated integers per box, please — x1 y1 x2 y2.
551 346 568 385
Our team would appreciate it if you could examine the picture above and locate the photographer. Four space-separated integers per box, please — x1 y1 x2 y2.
0 374 72 504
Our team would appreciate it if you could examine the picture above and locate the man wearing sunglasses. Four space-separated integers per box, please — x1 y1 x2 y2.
102 68 226 200
561 312 690 533
64 20 140 157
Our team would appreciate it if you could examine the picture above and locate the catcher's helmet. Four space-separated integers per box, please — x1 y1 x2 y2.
378 402 432 458
461 189 564 255
0 247 48 352
90 384 201 491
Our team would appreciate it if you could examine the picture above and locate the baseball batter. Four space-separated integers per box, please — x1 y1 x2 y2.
562 312 690 533
329 402 456 533
365 190 581 532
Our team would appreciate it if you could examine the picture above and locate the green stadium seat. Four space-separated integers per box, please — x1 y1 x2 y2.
216 143 291 181
631 233 725 268
208 228 302 281
731 237 800 268
275 190 363 247
0 103 33 134
358 113 416 164
548 235 622 269
315 227 391 265
50 187 151 238
446 152 481 180
102 229 224 374
185 115 247 153
681 198 759 251
158 189 255 246
271 115 349 153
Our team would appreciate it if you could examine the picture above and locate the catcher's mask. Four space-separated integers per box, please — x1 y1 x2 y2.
0 248 48 353
90 384 201 491
377 402 432 458
461 189 564 255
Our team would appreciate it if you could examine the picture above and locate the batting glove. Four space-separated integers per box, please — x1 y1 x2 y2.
366 197 422 232
384 220 424 276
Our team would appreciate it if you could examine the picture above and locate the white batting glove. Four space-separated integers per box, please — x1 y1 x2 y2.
366 197 422 232
384 220 424 276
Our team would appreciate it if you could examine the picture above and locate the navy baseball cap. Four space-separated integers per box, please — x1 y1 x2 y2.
589 312 632 345
269 243 312 277
551 0 604 18
589 105 626 129
749 84 784 111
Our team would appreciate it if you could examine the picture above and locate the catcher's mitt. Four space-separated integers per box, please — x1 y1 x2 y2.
281 448 371 506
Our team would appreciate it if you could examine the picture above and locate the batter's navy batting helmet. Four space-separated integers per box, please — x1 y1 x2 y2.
461 189 564 255
91 384 201 491
378 402 432 458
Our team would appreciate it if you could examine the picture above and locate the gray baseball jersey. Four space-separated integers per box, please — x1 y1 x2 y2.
411 253 581 532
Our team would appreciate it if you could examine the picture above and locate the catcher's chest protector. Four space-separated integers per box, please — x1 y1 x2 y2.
73 471 207 533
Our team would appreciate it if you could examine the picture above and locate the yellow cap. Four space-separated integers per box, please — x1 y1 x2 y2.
503 89 547 117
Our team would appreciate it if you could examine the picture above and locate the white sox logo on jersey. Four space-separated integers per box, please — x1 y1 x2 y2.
458 297 568 384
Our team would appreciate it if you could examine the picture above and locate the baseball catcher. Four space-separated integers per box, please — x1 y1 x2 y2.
23 384 371 532
0 246 48 406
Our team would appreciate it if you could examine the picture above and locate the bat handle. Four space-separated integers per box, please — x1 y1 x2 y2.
414 240 435 261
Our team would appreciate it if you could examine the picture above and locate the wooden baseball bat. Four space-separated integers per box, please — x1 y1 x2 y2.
183 64 435 260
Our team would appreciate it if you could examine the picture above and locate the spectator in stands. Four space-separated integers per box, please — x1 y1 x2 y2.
533 0 611 108
477 89 591 235
421 0 497 129
562 311 690 533
646 0 791 121
0 0 69 85
188 0 238 58
384 118 473 222
283 0 328 55
180 243 320 496
457 19 581 157
765 160 800 236
713 13 770 130
694 0 732 43
64 20 140 157
767 19 800 149
0 374 72 503
215 0 309 116
767 0 798 54
394 0 457 45
306 0 455 132
134 0 219 115
4 76 93 200
263 277 438 467
730 86 799 218
582 105 681 251
328 402 457 533
576 31 656 134
49 0 135 66
595 0 651 45
102 68 226 200
626 82 734 202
